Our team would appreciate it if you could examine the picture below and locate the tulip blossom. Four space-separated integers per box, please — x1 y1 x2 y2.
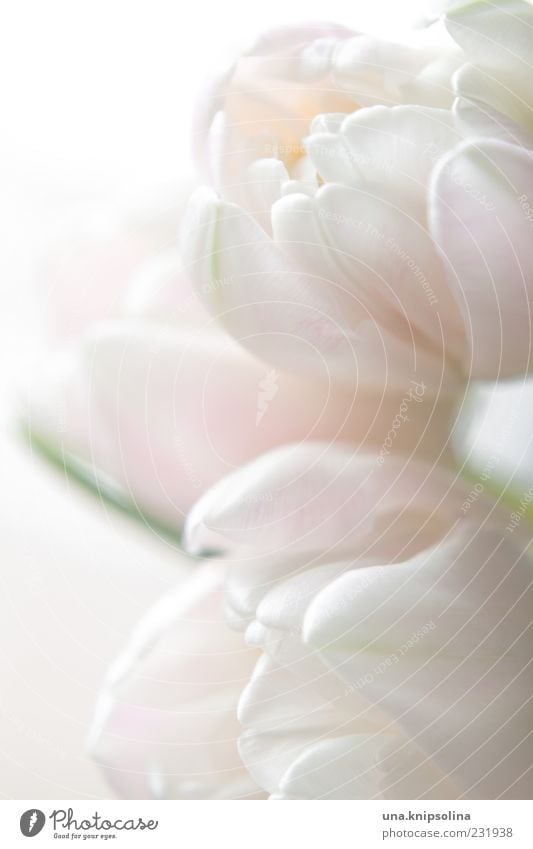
180 443 533 799
184 9 533 388
194 19 461 209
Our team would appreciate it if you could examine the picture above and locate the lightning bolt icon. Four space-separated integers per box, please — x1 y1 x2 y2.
28 811 38 833
256 369 279 425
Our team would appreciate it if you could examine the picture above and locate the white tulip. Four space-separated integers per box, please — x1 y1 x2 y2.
235 521 533 799
182 6 533 388
183 447 533 798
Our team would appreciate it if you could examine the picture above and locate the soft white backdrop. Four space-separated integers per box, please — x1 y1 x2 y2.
1 0 424 797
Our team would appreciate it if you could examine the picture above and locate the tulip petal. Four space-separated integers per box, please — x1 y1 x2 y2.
184 188 433 388
239 650 459 799
430 138 533 378
455 378 533 495
452 62 533 134
245 158 291 232
225 554 321 631
243 23 355 61
277 733 458 799
183 185 467 390
238 653 369 794
27 320 368 526
306 105 460 190
272 189 465 390
446 0 533 130
184 442 488 558
308 181 466 359
181 188 352 380
331 35 457 108
304 523 533 798
277 735 386 799
256 561 358 633
446 0 533 78
453 96 533 149
90 565 261 799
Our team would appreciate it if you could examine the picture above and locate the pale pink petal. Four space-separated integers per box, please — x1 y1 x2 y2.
453 62 533 133
331 35 458 108
445 0 533 80
90 564 261 799
273 184 467 371
238 651 457 799
304 523 533 799
453 96 533 148
430 138 533 378
238 653 363 795
27 320 367 525
276 733 458 799
182 187 465 392
184 442 490 558
306 104 461 189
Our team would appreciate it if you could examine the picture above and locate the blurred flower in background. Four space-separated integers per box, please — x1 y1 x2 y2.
7 0 533 799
